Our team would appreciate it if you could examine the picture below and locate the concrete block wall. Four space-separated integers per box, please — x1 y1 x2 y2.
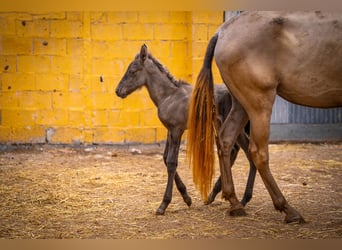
0 11 223 144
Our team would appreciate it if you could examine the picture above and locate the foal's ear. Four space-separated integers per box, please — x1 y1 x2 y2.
140 44 148 64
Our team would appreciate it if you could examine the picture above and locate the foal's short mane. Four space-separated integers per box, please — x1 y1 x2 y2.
136 53 190 87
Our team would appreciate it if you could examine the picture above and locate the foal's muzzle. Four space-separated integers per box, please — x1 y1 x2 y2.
115 86 127 98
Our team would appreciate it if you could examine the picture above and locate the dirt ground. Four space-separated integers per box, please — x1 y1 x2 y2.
0 142 341 239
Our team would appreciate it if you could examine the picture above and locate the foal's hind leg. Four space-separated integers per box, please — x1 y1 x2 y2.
236 132 257 206
206 143 239 205
157 130 190 215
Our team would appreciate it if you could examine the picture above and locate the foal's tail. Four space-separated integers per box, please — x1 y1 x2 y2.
187 33 219 202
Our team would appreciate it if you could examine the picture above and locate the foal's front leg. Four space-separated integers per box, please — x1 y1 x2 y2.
157 131 189 215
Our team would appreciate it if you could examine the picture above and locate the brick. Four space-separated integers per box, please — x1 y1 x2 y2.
208 24 220 37
123 23 154 40
1 109 37 127
91 110 108 126
155 24 189 40
140 109 163 127
192 24 208 40
2 73 35 91
8 13 32 21
122 89 154 110
208 11 224 24
51 56 82 74
47 127 84 144
18 92 52 109
69 74 88 92
52 92 86 109
191 41 208 58
0 36 32 55
91 40 110 57
170 41 188 58
89 93 114 109
0 16 16 35
89 75 114 93
31 12 66 20
91 57 123 75
12 126 45 143
90 12 106 23
91 23 122 40
50 20 83 38
93 127 125 143
156 126 168 142
35 73 68 91
125 127 156 143
191 12 210 24
67 38 84 56
82 129 94 144
0 55 16 73
36 109 68 126
16 19 49 37
34 38 67 56
105 41 143 59
107 12 138 23
67 12 82 21
116 110 140 127
169 12 190 24
0 126 12 142
144 41 170 59
18 55 51 73
68 110 90 127
167 58 191 80
138 11 169 23
0 92 18 108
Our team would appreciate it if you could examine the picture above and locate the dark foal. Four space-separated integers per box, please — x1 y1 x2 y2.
116 44 256 215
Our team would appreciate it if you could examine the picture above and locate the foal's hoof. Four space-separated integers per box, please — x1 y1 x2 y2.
229 207 247 217
184 196 192 207
156 208 165 215
205 193 215 205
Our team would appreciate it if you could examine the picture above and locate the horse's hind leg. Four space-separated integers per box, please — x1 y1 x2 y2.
248 108 305 223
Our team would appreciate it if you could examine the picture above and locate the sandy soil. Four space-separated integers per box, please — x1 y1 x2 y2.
0 143 341 239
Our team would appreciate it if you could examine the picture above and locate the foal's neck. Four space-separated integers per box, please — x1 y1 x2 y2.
145 68 179 107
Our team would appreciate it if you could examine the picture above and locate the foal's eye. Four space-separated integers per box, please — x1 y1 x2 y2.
129 69 137 75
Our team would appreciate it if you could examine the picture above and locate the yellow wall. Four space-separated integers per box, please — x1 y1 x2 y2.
0 11 223 144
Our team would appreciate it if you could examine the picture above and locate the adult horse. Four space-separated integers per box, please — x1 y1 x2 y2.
116 45 256 215
187 11 342 223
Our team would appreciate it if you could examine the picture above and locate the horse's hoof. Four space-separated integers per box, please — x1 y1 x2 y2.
283 204 305 224
229 207 246 217
285 214 306 224
156 208 165 215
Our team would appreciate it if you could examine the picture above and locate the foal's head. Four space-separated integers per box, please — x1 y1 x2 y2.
115 44 150 98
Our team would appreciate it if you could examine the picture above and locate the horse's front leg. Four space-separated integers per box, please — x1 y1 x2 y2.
156 130 184 215
218 97 249 216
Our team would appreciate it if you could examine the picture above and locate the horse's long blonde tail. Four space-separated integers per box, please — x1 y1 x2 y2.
187 34 219 202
